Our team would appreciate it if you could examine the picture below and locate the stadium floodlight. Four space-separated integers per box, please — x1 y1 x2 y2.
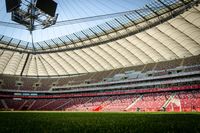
5 0 58 53
5 0 22 12
5 0 58 31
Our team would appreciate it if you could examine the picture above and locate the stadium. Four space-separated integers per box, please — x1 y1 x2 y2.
0 0 200 132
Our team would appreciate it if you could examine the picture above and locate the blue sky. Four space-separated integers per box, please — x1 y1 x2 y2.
0 0 154 43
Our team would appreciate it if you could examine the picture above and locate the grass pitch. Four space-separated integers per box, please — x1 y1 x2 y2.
0 112 200 133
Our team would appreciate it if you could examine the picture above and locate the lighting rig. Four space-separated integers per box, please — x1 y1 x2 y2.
5 0 58 31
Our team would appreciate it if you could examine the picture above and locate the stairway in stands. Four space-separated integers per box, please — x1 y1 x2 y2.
162 93 176 110
125 95 143 111
1 99 8 109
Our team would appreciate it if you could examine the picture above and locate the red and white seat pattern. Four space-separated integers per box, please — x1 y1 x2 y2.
1 90 200 112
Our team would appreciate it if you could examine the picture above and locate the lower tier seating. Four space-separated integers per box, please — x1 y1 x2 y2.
1 90 200 112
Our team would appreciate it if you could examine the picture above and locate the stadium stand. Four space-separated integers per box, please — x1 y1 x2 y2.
36 78 57 91
1 89 200 112
1 55 200 91
131 92 171 112
1 76 20 90
20 77 38 91
166 90 200 112
0 100 5 110
154 59 182 71
0 0 200 113
103 95 139 112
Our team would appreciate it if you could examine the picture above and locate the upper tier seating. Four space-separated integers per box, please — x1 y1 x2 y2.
1 76 19 90
0 55 200 91
154 59 182 71
36 78 57 91
183 55 200 66
20 77 38 90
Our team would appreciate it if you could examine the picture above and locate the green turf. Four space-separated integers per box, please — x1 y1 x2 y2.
0 112 200 133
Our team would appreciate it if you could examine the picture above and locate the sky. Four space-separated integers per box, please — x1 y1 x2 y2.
0 0 154 45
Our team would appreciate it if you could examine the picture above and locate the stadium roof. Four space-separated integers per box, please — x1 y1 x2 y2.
0 0 153 51
0 0 200 77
